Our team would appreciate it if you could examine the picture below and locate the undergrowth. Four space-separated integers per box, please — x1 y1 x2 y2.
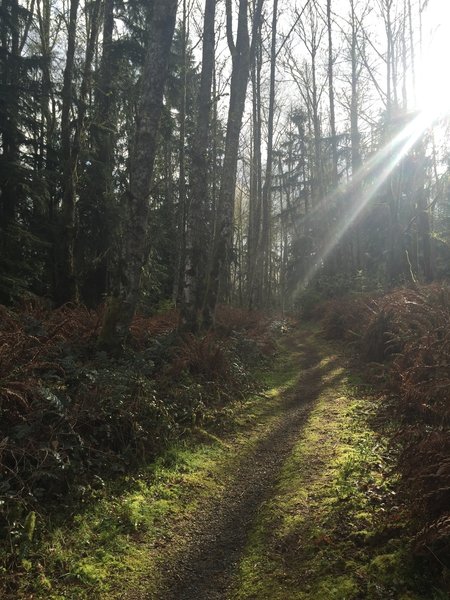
319 282 450 594
0 301 278 597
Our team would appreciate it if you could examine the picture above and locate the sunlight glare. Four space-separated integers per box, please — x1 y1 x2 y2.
293 111 430 297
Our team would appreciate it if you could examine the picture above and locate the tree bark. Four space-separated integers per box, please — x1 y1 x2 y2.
349 0 362 270
0 0 21 229
99 0 178 348
203 0 264 327
58 0 102 304
247 6 262 309
327 0 338 187
415 144 433 282
181 0 217 331
260 0 278 307
173 0 188 305
77 0 116 307
55 0 80 303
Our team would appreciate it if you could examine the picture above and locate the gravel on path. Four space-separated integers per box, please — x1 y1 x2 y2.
154 337 324 600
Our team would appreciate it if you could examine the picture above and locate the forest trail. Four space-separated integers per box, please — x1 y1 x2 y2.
4 323 422 599
157 331 336 600
129 328 347 600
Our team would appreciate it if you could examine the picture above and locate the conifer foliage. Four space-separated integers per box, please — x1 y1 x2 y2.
1 0 450 593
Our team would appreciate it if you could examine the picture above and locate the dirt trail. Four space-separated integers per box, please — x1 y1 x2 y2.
149 333 338 600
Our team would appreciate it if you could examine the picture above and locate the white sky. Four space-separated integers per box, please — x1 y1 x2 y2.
180 0 450 158
417 0 450 110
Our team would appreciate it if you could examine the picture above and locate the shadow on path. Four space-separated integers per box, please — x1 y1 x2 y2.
152 333 344 600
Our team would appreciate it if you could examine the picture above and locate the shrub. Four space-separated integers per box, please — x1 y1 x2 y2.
321 295 372 341
0 300 275 579
319 282 450 580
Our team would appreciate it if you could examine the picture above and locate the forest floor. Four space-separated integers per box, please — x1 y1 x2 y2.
13 323 440 599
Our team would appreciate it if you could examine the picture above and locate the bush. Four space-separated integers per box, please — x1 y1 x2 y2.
319 283 450 580
321 295 372 341
0 301 275 576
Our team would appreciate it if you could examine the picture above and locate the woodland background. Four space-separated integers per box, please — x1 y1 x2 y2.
1 0 450 596
1 0 449 323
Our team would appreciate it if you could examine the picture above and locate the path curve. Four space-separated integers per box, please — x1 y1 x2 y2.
155 335 323 600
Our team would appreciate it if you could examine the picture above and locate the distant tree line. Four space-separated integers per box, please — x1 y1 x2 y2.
1 0 449 342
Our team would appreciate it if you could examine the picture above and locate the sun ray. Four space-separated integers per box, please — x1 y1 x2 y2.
292 110 433 298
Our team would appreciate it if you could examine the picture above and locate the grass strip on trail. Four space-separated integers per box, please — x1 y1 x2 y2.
232 335 441 600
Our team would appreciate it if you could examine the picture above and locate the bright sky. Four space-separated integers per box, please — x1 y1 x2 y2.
417 0 450 114
187 0 450 132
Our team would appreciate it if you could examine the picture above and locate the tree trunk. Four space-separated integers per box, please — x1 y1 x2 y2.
203 0 264 327
247 7 262 309
348 0 363 271
407 0 416 103
415 144 433 282
260 0 278 307
57 0 102 305
77 0 116 307
384 0 393 117
55 0 80 304
181 0 216 331
0 0 20 230
173 0 188 305
99 0 178 348
327 0 338 187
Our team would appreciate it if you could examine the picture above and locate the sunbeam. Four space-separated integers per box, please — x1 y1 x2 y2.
292 109 434 297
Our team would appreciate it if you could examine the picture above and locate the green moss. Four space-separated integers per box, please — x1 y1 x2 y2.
232 332 421 600
15 333 301 599
72 559 109 586
315 576 359 599
366 550 416 595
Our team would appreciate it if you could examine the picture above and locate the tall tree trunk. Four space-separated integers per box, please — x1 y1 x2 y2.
350 0 362 270
173 0 188 304
57 0 102 305
278 157 288 313
181 0 216 331
415 143 433 282
99 0 178 348
247 7 262 309
260 0 278 307
203 0 264 327
327 0 338 187
407 0 416 104
311 47 321 208
401 0 408 110
56 0 80 303
0 0 20 230
37 0 56 188
77 0 116 307
350 2 361 177
384 0 393 117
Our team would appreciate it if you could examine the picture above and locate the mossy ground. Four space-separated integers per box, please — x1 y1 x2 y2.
5 335 299 599
232 334 444 600
6 326 445 599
